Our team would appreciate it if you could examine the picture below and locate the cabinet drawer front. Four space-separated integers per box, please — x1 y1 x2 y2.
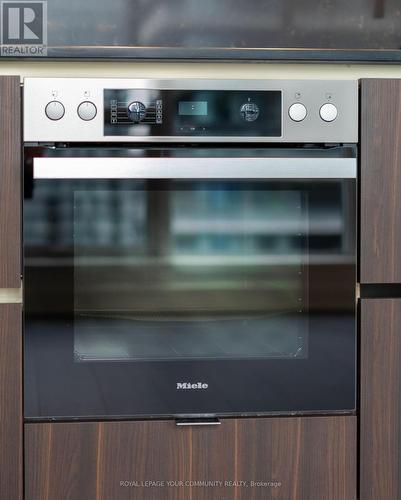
25 416 356 500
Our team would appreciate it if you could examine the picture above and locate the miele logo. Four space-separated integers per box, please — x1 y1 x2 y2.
176 382 208 390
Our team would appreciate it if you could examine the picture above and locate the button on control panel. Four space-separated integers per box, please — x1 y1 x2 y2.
288 103 307 122
77 101 97 121
320 103 338 122
288 101 339 124
127 101 147 122
45 101 65 121
240 102 260 122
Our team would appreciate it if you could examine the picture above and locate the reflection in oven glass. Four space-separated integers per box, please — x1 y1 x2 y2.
73 184 308 361
24 180 355 363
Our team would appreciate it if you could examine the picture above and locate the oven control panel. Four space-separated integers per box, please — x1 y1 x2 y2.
103 88 282 138
23 78 358 143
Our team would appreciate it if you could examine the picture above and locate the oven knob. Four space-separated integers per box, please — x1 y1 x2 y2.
289 103 307 122
77 101 97 121
320 103 338 122
240 102 259 122
45 101 65 121
128 101 147 122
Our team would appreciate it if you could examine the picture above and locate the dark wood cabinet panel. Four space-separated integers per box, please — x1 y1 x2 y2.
236 417 356 500
99 421 191 500
361 299 401 500
0 76 21 288
25 416 356 500
360 79 401 283
190 419 236 500
0 304 22 500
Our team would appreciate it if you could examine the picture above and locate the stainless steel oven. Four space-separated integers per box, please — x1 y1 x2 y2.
23 78 358 420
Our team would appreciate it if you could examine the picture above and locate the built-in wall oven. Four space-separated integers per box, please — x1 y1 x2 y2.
23 79 358 420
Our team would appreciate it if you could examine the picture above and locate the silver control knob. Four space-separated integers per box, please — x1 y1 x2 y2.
128 101 147 122
77 101 97 121
320 103 338 122
288 103 307 122
45 101 65 121
240 102 259 122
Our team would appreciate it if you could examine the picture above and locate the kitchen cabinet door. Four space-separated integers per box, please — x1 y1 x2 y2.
0 75 23 500
0 76 21 288
361 299 401 500
360 79 401 283
25 416 356 500
0 304 22 500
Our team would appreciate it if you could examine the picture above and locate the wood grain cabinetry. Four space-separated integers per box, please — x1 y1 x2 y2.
360 79 401 283
0 76 22 500
0 304 22 500
0 75 21 288
361 299 401 500
25 416 356 500
360 79 401 499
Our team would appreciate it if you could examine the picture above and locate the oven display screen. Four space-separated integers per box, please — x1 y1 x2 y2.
178 101 208 116
104 89 282 137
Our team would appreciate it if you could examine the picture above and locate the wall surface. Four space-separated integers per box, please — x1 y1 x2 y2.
1 61 401 80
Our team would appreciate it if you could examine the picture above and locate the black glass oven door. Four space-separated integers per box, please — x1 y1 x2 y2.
24 147 356 419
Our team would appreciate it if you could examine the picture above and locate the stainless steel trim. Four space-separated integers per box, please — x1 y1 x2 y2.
34 157 356 179
176 420 221 427
0 288 22 304
23 78 358 143
23 77 358 93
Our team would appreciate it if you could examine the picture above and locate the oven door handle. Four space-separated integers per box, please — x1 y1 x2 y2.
33 157 357 179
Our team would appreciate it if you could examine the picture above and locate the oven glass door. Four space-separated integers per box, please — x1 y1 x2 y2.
24 148 356 419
